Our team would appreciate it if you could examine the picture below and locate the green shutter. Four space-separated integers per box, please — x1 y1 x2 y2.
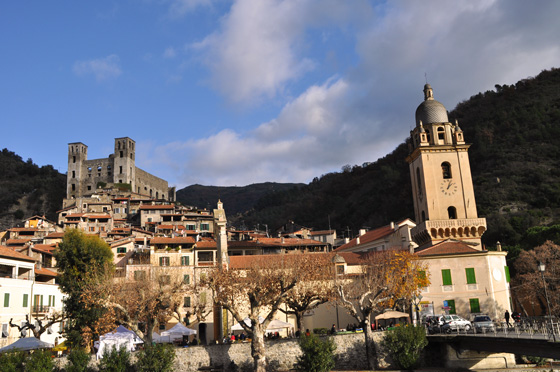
23 294 28 307
447 299 456 314
4 293 9 307
469 298 480 313
504 266 510 282
442 269 452 285
184 296 191 307
183 274 190 284
40 295 44 311
465 268 476 284
159 257 163 266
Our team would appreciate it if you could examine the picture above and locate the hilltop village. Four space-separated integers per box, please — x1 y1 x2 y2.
0 86 512 356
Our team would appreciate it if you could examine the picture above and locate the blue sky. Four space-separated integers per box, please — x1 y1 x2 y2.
2 0 559 189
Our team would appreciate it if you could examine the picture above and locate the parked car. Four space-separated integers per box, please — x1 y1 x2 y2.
441 315 472 333
424 315 446 334
472 315 495 332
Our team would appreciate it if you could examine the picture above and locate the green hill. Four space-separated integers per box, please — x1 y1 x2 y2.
228 68 560 247
0 149 66 230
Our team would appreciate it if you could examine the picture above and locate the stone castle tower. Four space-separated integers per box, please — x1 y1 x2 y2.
67 137 175 201
406 84 487 249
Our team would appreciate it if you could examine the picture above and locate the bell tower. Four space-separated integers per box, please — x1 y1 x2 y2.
406 84 486 250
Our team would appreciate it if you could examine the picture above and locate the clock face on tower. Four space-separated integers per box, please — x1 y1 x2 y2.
440 179 458 196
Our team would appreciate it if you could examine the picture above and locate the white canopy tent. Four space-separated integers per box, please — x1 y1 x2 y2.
96 326 143 359
0 337 53 353
231 317 294 331
159 323 197 343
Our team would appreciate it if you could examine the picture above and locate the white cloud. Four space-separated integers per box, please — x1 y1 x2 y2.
73 55 122 81
163 47 177 59
144 0 560 187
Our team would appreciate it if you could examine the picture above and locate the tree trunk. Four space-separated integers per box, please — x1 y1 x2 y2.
295 311 304 335
251 324 267 372
145 318 155 345
362 320 377 370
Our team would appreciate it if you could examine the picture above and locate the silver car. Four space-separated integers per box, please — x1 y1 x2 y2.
441 315 472 333
472 315 495 332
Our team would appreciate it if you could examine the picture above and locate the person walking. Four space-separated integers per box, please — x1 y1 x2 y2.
505 310 512 327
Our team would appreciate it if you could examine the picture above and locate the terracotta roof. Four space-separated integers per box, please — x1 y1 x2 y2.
310 230 335 236
32 244 56 255
334 224 395 252
139 205 175 210
151 237 195 245
336 252 365 265
56 206 76 213
251 237 328 247
416 240 483 256
86 214 112 219
35 266 57 277
229 252 334 269
66 213 86 218
8 227 39 232
195 240 217 249
157 225 175 230
6 239 31 245
45 232 65 238
0 246 36 261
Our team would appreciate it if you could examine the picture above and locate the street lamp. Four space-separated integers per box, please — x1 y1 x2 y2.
538 261 556 342
412 294 423 326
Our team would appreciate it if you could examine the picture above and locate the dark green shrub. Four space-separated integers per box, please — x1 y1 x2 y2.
296 334 336 372
66 348 91 372
0 351 25 372
98 347 133 372
382 324 428 370
524 355 548 366
24 349 54 372
136 343 176 372
312 328 328 335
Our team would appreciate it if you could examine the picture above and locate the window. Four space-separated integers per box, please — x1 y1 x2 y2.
33 295 43 312
72 171 75 178
183 275 190 284
504 266 510 282
181 256 190 266
437 127 445 141
89 227 95 232
201 223 210 231
446 299 456 314
159 275 171 285
72 184 76 191
23 294 28 307
187 224 195 231
442 162 452 179
119 166 123 174
448 206 457 219
465 268 476 284
97 166 102 171
336 265 345 275
184 296 191 307
469 298 480 313
120 151 123 158
441 269 452 286
73 156 76 163
198 252 213 262
200 292 207 304
117 247 127 254
4 293 10 307
48 295 55 307
87 186 92 191
134 271 146 281
159 257 170 266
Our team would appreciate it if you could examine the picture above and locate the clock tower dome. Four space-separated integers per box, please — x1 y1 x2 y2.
406 84 487 249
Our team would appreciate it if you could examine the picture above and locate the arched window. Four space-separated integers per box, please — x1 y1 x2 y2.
416 168 422 195
425 130 431 143
448 206 457 219
437 127 445 141
441 162 452 179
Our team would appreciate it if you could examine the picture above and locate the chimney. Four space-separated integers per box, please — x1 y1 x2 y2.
356 237 360 245
496 241 502 252
359 229 366 236
344 238 349 244
390 221 395 230
281 237 285 244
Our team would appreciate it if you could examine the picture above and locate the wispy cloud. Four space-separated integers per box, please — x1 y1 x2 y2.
73 55 122 81
163 47 177 59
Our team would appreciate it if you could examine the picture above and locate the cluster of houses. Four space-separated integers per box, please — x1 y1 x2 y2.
0 84 513 348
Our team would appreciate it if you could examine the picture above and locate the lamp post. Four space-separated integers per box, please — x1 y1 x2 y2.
412 294 423 326
538 261 556 342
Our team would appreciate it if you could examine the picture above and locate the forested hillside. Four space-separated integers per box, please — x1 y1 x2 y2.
228 68 560 248
0 149 66 230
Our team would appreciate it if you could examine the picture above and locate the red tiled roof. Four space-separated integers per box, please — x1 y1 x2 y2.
66 213 86 218
335 252 365 265
35 266 57 277
45 232 65 238
32 244 56 255
157 225 175 230
0 246 36 261
310 230 335 236
86 214 112 219
229 252 333 269
139 205 175 210
6 239 31 245
151 237 195 245
252 237 327 247
196 240 217 248
334 224 395 252
8 227 39 232
416 240 483 256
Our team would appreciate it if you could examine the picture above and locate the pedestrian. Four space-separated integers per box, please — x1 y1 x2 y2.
505 310 511 327
305 329 310 337
330 324 336 335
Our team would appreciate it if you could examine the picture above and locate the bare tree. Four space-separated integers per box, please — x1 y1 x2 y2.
9 312 65 339
278 254 336 332
81 269 188 344
205 254 323 372
336 250 429 370
513 240 560 316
